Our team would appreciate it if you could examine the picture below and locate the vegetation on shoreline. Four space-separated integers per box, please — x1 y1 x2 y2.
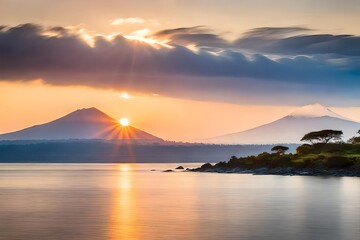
194 129 360 176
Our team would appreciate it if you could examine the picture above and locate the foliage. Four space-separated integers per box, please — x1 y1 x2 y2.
214 143 360 171
323 156 354 168
296 144 313 155
271 145 289 154
348 136 360 144
301 129 343 144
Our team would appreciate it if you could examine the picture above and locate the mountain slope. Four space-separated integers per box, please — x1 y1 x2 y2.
0 108 163 142
207 104 360 144
288 103 350 120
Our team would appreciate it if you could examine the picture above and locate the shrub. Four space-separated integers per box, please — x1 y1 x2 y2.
348 136 360 144
296 144 313 155
324 156 354 168
270 156 292 167
257 152 271 160
214 161 228 168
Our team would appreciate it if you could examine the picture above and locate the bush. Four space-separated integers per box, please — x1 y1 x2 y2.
296 144 313 155
324 156 354 168
300 159 316 168
270 156 292 167
257 152 271 161
214 161 228 168
348 136 360 144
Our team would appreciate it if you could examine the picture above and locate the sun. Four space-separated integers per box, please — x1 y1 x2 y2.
119 118 130 126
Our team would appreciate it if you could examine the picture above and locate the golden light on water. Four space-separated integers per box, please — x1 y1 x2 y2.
108 164 198 240
119 164 131 172
119 118 130 126
109 165 137 240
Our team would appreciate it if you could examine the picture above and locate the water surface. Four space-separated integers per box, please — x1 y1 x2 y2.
0 164 359 240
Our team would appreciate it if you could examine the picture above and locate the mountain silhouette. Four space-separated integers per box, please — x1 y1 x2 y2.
0 108 163 142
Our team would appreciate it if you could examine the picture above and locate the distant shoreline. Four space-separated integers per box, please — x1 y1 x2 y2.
0 141 299 163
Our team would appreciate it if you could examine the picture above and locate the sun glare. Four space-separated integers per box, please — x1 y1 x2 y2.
119 118 130 126
124 35 172 48
123 29 172 49
119 92 132 99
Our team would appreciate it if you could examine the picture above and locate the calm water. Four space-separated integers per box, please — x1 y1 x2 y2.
0 164 359 240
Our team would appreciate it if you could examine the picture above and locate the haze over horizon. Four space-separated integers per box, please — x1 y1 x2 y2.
1 0 359 141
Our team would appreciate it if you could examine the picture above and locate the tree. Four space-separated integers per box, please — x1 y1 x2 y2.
348 136 360 144
301 129 343 144
271 145 289 154
347 130 360 144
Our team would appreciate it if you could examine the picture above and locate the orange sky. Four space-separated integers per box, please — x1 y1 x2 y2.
1 1 359 141
1 80 359 141
2 0 360 37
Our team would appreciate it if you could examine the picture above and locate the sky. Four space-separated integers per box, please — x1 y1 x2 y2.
0 0 359 140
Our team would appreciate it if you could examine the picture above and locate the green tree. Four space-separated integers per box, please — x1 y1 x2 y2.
347 130 360 144
301 129 343 144
271 145 289 154
348 136 360 144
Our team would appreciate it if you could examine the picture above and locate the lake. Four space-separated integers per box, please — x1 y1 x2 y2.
0 164 359 240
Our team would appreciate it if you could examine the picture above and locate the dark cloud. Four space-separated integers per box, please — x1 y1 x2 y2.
155 26 360 58
235 28 360 57
168 33 228 48
241 27 312 38
154 26 229 48
159 26 360 57
0 23 359 106
154 26 208 36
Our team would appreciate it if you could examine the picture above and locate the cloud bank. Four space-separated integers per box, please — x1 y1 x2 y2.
0 24 359 105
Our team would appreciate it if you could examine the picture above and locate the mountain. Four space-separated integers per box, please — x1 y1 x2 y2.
0 108 163 142
207 103 360 144
287 103 351 120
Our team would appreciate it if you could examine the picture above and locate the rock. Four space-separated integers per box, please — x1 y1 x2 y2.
163 169 174 172
175 166 184 169
200 163 213 169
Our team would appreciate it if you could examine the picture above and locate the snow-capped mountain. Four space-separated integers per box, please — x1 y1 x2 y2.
0 108 163 142
288 103 350 120
207 104 360 144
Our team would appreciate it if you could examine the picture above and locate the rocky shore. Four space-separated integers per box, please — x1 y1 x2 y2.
190 163 360 177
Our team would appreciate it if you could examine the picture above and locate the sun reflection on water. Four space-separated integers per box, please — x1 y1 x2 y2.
109 164 137 240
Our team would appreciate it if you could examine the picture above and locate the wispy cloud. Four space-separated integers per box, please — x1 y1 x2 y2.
156 26 360 58
154 26 228 48
111 17 159 26
240 27 312 38
111 17 145 25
